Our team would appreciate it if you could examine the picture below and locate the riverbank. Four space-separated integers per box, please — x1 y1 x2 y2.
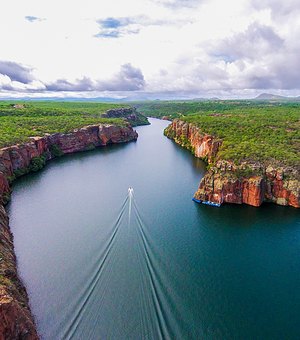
165 119 299 208
0 123 137 338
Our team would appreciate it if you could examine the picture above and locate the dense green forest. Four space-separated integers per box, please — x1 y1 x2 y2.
1 100 299 167
0 101 128 117
0 102 127 147
182 108 299 166
135 100 300 119
136 100 300 167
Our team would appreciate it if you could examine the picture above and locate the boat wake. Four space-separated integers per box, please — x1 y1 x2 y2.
58 188 187 340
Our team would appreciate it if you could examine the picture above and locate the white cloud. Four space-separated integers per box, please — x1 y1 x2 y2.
0 0 299 98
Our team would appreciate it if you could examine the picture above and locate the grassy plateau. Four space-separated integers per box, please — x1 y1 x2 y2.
0 101 129 147
136 100 300 167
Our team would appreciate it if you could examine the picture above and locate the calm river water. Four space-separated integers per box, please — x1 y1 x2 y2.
7 118 300 339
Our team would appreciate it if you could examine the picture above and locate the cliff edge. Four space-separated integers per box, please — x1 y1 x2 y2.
165 119 299 208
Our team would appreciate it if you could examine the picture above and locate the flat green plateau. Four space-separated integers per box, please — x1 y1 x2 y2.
0 101 129 147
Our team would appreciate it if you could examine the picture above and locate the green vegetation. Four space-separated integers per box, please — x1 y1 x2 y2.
0 101 128 117
177 135 195 154
9 154 48 180
130 114 149 126
49 144 64 157
1 100 299 167
30 154 47 172
182 107 299 166
235 165 259 178
0 274 13 287
137 100 300 167
1 192 11 205
135 100 300 119
0 101 129 147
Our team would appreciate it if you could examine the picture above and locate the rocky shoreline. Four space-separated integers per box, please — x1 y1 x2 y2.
165 119 299 208
0 123 138 339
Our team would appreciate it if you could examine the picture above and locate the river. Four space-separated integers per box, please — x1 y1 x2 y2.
7 118 300 339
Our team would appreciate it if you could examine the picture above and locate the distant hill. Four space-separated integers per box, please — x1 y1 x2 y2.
255 93 300 101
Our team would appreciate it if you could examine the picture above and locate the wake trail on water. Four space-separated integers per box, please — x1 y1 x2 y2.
60 190 185 340
61 196 129 340
133 199 188 339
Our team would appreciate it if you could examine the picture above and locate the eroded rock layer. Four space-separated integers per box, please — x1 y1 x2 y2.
165 119 299 208
0 123 138 339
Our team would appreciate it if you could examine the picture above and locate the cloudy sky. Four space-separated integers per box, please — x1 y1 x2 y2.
0 0 299 99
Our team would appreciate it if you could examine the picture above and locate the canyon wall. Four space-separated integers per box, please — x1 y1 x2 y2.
0 123 138 339
0 205 38 339
165 119 299 208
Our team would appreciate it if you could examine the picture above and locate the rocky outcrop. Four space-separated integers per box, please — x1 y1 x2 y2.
12 104 26 109
194 162 299 208
102 107 149 126
0 123 138 338
164 119 221 163
165 119 300 208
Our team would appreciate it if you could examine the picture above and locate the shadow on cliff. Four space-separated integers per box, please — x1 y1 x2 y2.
167 138 207 178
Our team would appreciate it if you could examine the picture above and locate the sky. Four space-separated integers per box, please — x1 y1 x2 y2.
0 0 300 100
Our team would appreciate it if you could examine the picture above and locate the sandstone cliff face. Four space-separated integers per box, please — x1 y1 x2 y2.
165 119 300 208
0 205 38 339
0 123 138 339
165 119 221 162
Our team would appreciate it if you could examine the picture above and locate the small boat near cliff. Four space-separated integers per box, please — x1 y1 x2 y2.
202 201 221 207
192 197 221 207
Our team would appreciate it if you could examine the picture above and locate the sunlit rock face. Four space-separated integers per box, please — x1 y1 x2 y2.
165 119 299 208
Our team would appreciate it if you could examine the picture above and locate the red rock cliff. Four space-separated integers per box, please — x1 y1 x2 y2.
165 119 300 208
0 123 138 339
0 205 38 339
165 118 221 162
0 123 137 181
